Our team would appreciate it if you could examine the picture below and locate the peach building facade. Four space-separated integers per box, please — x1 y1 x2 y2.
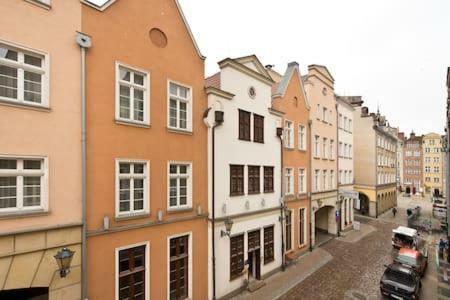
81 0 208 299
270 62 312 257
0 0 82 299
303 65 338 246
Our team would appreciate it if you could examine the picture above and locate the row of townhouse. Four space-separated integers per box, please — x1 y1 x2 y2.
1 0 402 299
397 131 445 197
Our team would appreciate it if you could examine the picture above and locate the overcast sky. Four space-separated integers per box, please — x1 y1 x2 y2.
180 0 450 136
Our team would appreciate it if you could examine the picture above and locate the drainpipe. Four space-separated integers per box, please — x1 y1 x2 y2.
211 110 224 300
308 120 313 252
76 32 91 300
276 127 285 271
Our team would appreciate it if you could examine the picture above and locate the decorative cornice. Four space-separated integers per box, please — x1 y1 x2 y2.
205 86 235 100
218 58 274 86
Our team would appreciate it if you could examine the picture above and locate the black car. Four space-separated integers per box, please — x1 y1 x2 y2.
380 263 421 300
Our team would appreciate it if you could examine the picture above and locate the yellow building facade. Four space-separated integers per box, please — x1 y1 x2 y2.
422 133 444 197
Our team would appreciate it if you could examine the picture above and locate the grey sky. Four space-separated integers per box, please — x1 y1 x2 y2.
180 0 450 136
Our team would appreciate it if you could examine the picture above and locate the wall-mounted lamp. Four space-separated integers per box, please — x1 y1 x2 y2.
157 209 163 222
215 110 224 124
196 205 203 216
54 247 75 278
276 127 283 138
221 217 233 237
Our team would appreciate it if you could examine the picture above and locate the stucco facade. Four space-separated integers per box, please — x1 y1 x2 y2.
422 133 444 196
304 65 338 246
271 62 312 261
397 132 405 190
403 133 423 194
81 1 208 299
0 0 82 298
205 56 282 299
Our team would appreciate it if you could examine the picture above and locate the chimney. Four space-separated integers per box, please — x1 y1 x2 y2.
361 106 369 116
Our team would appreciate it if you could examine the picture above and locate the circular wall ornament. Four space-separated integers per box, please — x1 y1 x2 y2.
322 87 328 96
149 28 168 48
248 86 256 99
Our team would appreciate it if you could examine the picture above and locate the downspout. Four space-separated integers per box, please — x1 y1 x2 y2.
76 32 91 300
336 102 340 237
308 120 313 251
277 127 285 271
211 110 223 300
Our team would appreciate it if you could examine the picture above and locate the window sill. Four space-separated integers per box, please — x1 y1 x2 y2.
167 207 193 213
230 193 245 197
167 127 193 135
263 190 275 194
25 0 51 10
248 191 261 195
0 98 51 112
115 119 151 128
115 212 150 221
284 147 294 151
298 149 307 152
0 208 48 220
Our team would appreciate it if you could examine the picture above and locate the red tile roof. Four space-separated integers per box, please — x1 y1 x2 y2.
205 72 220 89
271 82 280 96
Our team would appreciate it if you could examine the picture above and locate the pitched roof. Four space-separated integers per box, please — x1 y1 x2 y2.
272 62 311 109
81 0 205 59
205 73 220 89
233 55 272 79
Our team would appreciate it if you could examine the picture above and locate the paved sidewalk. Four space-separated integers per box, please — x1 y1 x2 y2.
337 222 376 243
231 248 332 300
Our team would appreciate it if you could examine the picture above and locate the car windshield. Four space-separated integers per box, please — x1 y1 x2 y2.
385 268 415 285
396 254 419 267
394 234 414 245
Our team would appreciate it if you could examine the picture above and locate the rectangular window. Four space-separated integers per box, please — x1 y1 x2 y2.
169 235 189 299
314 170 320 191
285 168 293 195
117 244 147 300
238 110 251 141
299 208 306 246
230 234 244 280
329 140 334 160
284 120 293 148
0 43 48 106
298 168 306 194
116 64 149 124
248 166 260 194
116 160 148 216
323 170 327 190
323 138 327 159
0 157 47 213
314 136 320 157
298 125 306 150
285 210 292 251
322 107 327 122
264 166 274 193
263 226 274 264
434 178 440 183
168 81 192 131
348 119 352 132
330 170 334 189
168 163 192 210
253 114 264 143
349 145 352 158
230 165 244 196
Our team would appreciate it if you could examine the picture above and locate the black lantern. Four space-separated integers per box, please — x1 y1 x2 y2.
54 247 75 278
276 127 283 138
221 217 233 237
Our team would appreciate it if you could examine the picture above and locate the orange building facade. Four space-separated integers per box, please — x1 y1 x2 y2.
81 1 208 299
270 62 312 258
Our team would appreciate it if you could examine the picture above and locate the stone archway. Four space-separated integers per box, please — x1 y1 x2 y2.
314 205 336 245
357 193 370 215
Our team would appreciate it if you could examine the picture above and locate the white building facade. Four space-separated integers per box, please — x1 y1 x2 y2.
204 56 282 299
336 97 357 231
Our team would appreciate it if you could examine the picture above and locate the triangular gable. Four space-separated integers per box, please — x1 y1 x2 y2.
273 62 311 110
308 64 335 82
233 55 272 80
80 0 205 59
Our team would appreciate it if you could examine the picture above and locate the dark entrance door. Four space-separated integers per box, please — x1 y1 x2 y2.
247 229 261 280
434 189 440 197
406 186 411 194
0 287 48 300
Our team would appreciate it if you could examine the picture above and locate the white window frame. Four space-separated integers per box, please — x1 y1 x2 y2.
329 140 334 160
0 40 49 108
285 167 294 195
167 80 193 132
314 136 320 158
284 120 294 149
115 241 150 300
322 138 327 159
115 159 150 217
0 155 49 214
330 170 335 189
115 62 150 125
298 124 306 151
298 207 307 247
167 232 193 300
167 161 193 211
314 170 320 191
323 170 327 190
298 168 306 194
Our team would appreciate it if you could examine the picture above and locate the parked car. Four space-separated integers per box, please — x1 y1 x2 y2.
380 263 421 300
392 226 419 250
394 248 428 277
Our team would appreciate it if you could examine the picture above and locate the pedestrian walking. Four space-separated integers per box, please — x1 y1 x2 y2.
392 207 397 218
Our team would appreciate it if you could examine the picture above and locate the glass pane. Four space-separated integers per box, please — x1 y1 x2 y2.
170 165 177 174
0 159 17 169
179 165 187 174
169 82 177 95
134 178 144 189
0 177 17 208
133 98 144 121
179 86 188 98
169 99 177 127
179 102 187 129
0 65 18 99
134 73 144 86
134 200 143 210
24 54 42 67
0 47 18 61
24 71 42 103
134 164 144 174
119 85 131 119
120 163 130 174
119 68 130 81
180 196 187 205
24 160 41 170
23 176 41 207
119 201 130 212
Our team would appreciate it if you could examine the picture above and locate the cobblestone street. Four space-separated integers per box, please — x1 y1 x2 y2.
279 196 439 300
